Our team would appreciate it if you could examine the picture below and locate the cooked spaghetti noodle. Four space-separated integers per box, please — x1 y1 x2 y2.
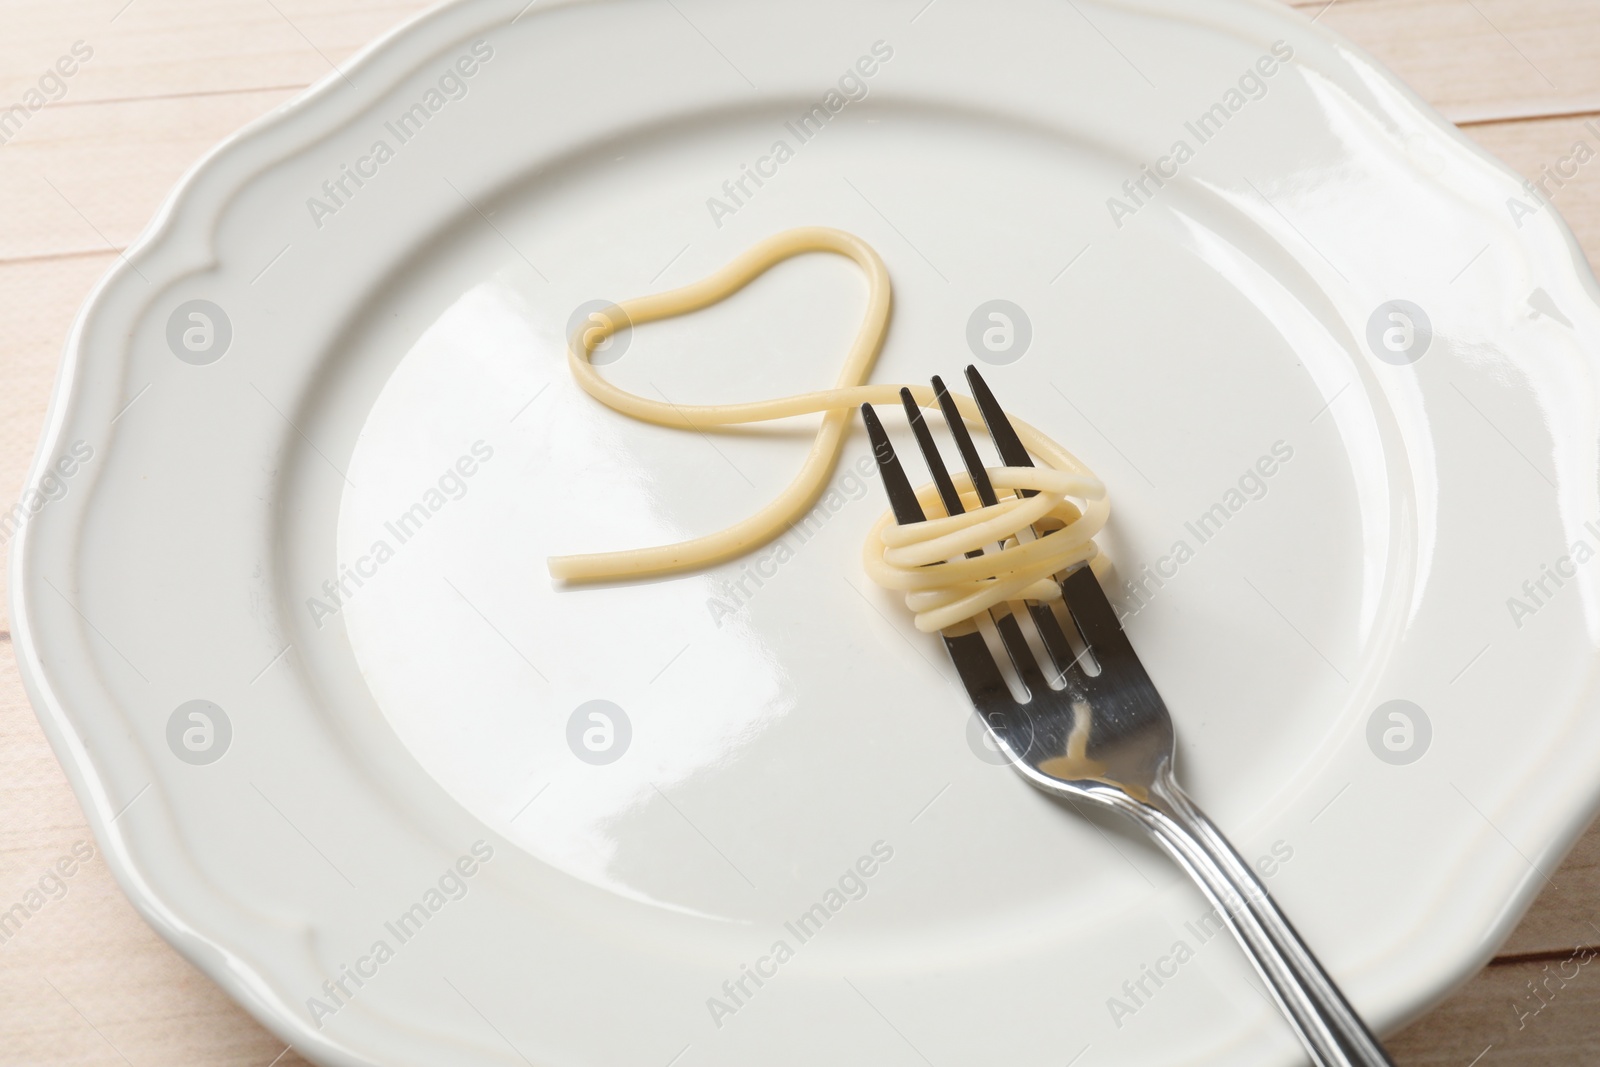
547 226 1108 632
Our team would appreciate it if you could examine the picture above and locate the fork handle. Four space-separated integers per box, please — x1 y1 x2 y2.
1126 780 1395 1067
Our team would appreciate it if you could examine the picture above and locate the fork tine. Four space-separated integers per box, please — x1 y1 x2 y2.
899 388 966 519
1059 564 1135 659
1026 603 1078 687
945 630 1013 713
933 375 1000 508
953 369 1084 682
860 404 926 525
994 611 1053 698
925 376 1049 688
868 391 1075 699
864 402 1018 713
966 366 1035 495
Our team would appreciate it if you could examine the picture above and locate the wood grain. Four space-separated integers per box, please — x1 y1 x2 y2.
1 1 1598 1064
1387 949 1600 1065
1287 0 1600 123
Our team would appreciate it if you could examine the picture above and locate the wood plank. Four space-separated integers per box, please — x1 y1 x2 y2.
1388 950 1600 1064
1285 0 1600 124
0 0 428 106
1494 815 1600 958
0 89 300 260
0 0 428 261
1463 112 1600 258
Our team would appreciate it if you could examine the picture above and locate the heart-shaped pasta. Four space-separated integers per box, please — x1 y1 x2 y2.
549 227 1108 632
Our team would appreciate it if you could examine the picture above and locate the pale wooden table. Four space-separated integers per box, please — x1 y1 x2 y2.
2 1 1598 1063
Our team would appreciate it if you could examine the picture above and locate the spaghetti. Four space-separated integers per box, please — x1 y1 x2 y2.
547 226 1108 633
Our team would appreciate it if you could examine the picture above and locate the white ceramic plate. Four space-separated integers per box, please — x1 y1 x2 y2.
15 0 1600 1063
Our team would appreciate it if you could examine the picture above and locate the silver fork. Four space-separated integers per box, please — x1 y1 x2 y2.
859 367 1394 1067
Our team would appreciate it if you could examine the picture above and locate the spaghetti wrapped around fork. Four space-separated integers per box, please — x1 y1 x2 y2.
863 464 1106 633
